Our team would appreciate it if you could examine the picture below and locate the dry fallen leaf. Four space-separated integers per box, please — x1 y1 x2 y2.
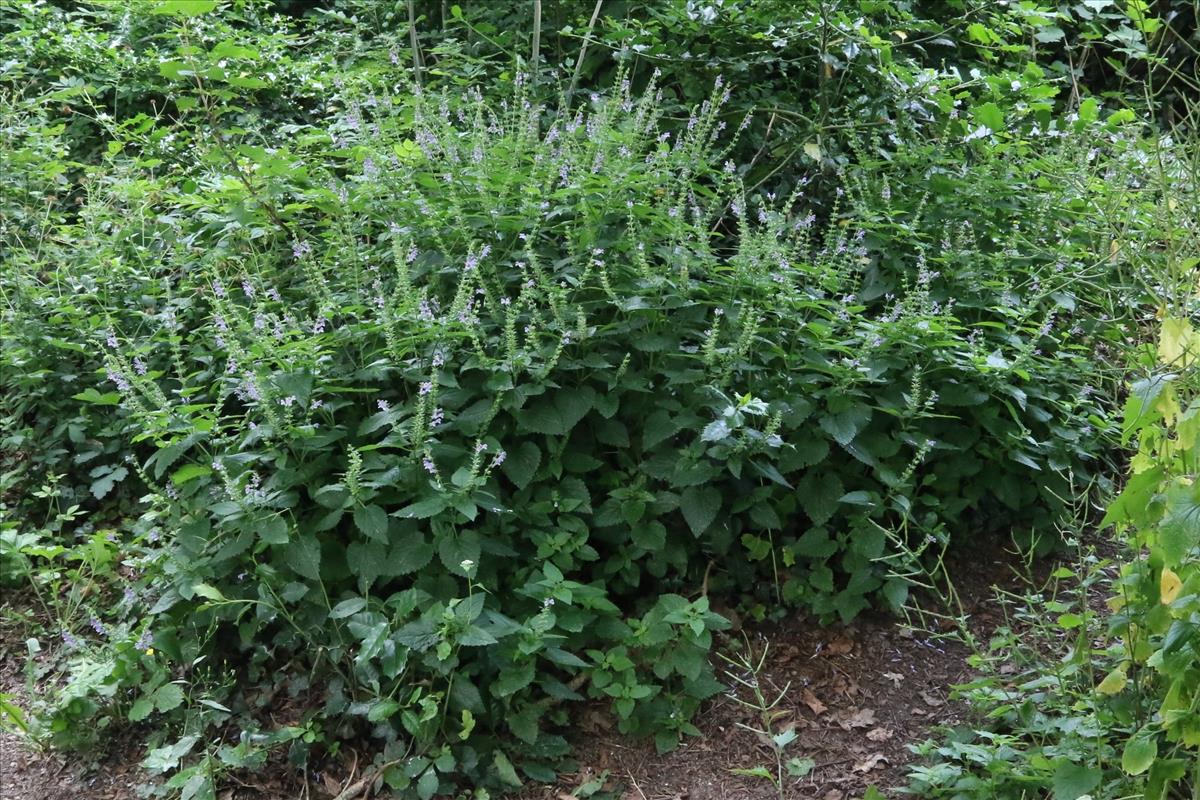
822 791 844 800
840 708 877 730
802 688 828 716
882 671 904 687
866 727 894 742
854 753 888 772
825 636 854 656
921 691 945 707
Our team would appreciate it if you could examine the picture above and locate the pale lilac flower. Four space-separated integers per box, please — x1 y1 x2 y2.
106 330 119 348
377 399 391 412
212 280 227 297
430 407 444 427
422 456 438 475
242 281 255 298
89 618 106 636
419 381 432 396
491 450 507 468
133 357 147 375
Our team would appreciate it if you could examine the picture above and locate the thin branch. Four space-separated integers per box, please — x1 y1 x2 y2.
566 0 605 101
407 0 423 87
531 0 543 84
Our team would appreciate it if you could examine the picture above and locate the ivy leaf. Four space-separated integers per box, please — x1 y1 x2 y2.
680 486 721 536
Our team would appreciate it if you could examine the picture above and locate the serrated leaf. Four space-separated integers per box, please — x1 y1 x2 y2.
438 531 481 575
386 530 434 576
501 441 540 489
680 486 721 536
396 495 449 519
153 683 186 713
346 540 386 589
284 534 321 580
259 515 289 545
1051 761 1100 799
798 471 844 526
353 504 389 542
129 696 154 721
330 598 367 619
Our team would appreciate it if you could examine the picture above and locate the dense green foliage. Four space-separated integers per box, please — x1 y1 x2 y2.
1 1 1197 798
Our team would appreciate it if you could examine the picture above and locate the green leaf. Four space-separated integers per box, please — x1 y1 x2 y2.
492 661 534 697
643 410 681 449
819 407 870 445
192 583 225 602
330 598 367 619
798 471 844 526
417 769 439 800
493 751 522 787
259 515 289 545
680 486 721 536
438 531 481 575
396 495 448 519
283 534 322 581
1122 732 1157 776
387 530 434 576
501 441 540 489
346 540 385 590
153 683 186 713
353 504 389 542
517 386 594 435
1052 761 1101 799
150 0 219 15
129 696 155 722
72 388 120 405
172 464 212 485
972 101 1005 132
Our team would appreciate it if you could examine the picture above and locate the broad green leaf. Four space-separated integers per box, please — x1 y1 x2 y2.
330 598 367 619
501 441 541 489
353 504 389 542
150 0 219 15
1051 761 1101 799
1122 732 1157 776
283 534 321 581
798 471 843 527
972 101 1005 132
680 486 721 536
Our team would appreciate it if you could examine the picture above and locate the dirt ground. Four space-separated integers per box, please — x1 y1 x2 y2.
0 538 1040 800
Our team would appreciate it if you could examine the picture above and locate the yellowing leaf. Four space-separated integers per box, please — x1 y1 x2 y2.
803 142 822 161
1096 667 1127 695
1159 317 1199 369
1160 567 1182 604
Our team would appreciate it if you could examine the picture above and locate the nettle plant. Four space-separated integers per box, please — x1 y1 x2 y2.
8 61 1122 790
